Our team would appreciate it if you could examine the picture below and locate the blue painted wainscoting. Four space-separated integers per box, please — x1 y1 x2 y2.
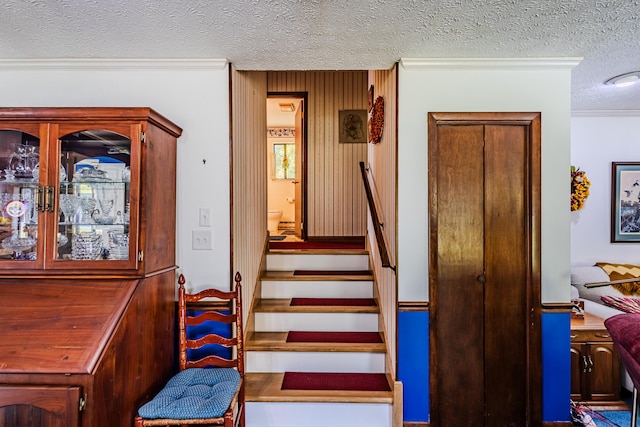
397 305 571 424
542 309 571 423
398 306 429 423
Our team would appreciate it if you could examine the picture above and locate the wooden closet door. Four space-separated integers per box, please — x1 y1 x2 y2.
428 113 541 427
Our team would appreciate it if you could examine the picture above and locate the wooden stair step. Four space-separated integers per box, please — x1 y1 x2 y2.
245 372 394 404
254 298 379 313
246 331 386 352
261 270 373 281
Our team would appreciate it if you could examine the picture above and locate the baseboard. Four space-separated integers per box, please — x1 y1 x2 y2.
403 421 569 426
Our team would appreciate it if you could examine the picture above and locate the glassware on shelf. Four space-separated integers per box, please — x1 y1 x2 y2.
32 162 67 183
97 198 114 215
3 169 15 182
79 197 97 223
72 167 111 183
71 232 102 260
92 197 116 224
1 231 36 253
59 194 81 224
6 145 38 180
107 231 129 260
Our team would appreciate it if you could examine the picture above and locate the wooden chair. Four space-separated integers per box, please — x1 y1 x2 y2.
605 313 640 427
135 273 244 427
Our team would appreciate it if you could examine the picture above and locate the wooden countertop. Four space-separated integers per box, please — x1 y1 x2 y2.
571 311 606 331
0 279 138 374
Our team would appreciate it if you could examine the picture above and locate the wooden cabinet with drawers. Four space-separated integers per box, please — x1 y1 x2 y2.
570 311 624 406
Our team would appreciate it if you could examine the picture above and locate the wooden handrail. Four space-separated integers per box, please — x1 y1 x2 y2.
359 162 395 271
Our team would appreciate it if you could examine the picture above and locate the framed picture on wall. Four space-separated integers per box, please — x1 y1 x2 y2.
611 162 640 242
338 109 367 143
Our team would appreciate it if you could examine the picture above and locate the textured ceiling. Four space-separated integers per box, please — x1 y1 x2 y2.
1 0 639 110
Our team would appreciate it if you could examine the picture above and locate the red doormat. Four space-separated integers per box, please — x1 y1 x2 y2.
290 298 377 306
269 241 365 250
293 270 372 276
282 372 391 391
286 331 383 343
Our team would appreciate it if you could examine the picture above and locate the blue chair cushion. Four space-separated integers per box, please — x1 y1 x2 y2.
138 368 241 419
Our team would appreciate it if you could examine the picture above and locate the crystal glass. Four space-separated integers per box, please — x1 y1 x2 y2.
79 197 97 223
2 232 36 253
107 231 129 260
71 232 102 260
59 194 80 224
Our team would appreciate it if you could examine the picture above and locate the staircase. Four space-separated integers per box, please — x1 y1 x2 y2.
244 248 397 427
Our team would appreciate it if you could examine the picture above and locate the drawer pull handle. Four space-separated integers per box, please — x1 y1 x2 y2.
570 334 577 339
595 333 610 338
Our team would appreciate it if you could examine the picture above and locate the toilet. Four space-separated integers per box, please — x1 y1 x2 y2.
267 210 282 233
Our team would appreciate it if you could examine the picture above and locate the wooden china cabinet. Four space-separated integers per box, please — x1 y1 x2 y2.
0 108 182 426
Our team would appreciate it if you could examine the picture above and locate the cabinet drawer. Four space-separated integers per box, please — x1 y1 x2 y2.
571 329 612 342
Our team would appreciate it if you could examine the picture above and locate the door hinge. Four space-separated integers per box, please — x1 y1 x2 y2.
79 393 87 412
138 251 144 262
141 131 146 144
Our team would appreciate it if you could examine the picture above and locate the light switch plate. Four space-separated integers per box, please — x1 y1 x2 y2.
192 230 212 250
199 208 211 227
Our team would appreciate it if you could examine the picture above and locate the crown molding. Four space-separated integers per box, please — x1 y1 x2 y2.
400 57 582 70
0 58 228 71
572 109 640 117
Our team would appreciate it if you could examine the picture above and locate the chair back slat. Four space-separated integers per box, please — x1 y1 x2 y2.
177 273 243 374
187 310 235 325
188 335 238 349
186 355 239 369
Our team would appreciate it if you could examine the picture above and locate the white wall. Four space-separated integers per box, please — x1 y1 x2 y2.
0 59 231 291
397 58 580 303
571 112 640 266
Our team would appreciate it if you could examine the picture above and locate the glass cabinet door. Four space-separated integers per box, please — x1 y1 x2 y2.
0 128 41 262
55 127 133 264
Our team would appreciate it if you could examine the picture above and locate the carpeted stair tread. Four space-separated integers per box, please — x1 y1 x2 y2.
287 331 383 343
282 372 391 392
290 297 376 306
293 269 372 276
245 373 394 403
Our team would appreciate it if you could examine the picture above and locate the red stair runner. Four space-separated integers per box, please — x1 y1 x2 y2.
290 297 376 306
293 270 372 276
281 372 391 391
286 331 383 343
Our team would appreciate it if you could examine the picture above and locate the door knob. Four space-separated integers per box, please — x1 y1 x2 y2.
477 274 486 283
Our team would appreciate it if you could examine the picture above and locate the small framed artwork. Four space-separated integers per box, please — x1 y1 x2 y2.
338 109 367 143
611 162 640 242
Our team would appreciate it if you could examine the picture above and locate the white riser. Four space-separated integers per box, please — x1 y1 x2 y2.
261 280 373 299
266 254 369 271
254 312 379 332
246 351 385 373
246 402 392 427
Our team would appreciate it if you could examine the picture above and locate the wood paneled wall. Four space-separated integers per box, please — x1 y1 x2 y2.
267 71 368 237
231 66 268 327
367 66 398 374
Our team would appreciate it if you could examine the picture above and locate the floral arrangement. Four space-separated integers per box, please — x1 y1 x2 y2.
369 96 384 144
571 166 591 211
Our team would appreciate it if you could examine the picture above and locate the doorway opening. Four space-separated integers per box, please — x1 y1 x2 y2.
266 93 306 241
